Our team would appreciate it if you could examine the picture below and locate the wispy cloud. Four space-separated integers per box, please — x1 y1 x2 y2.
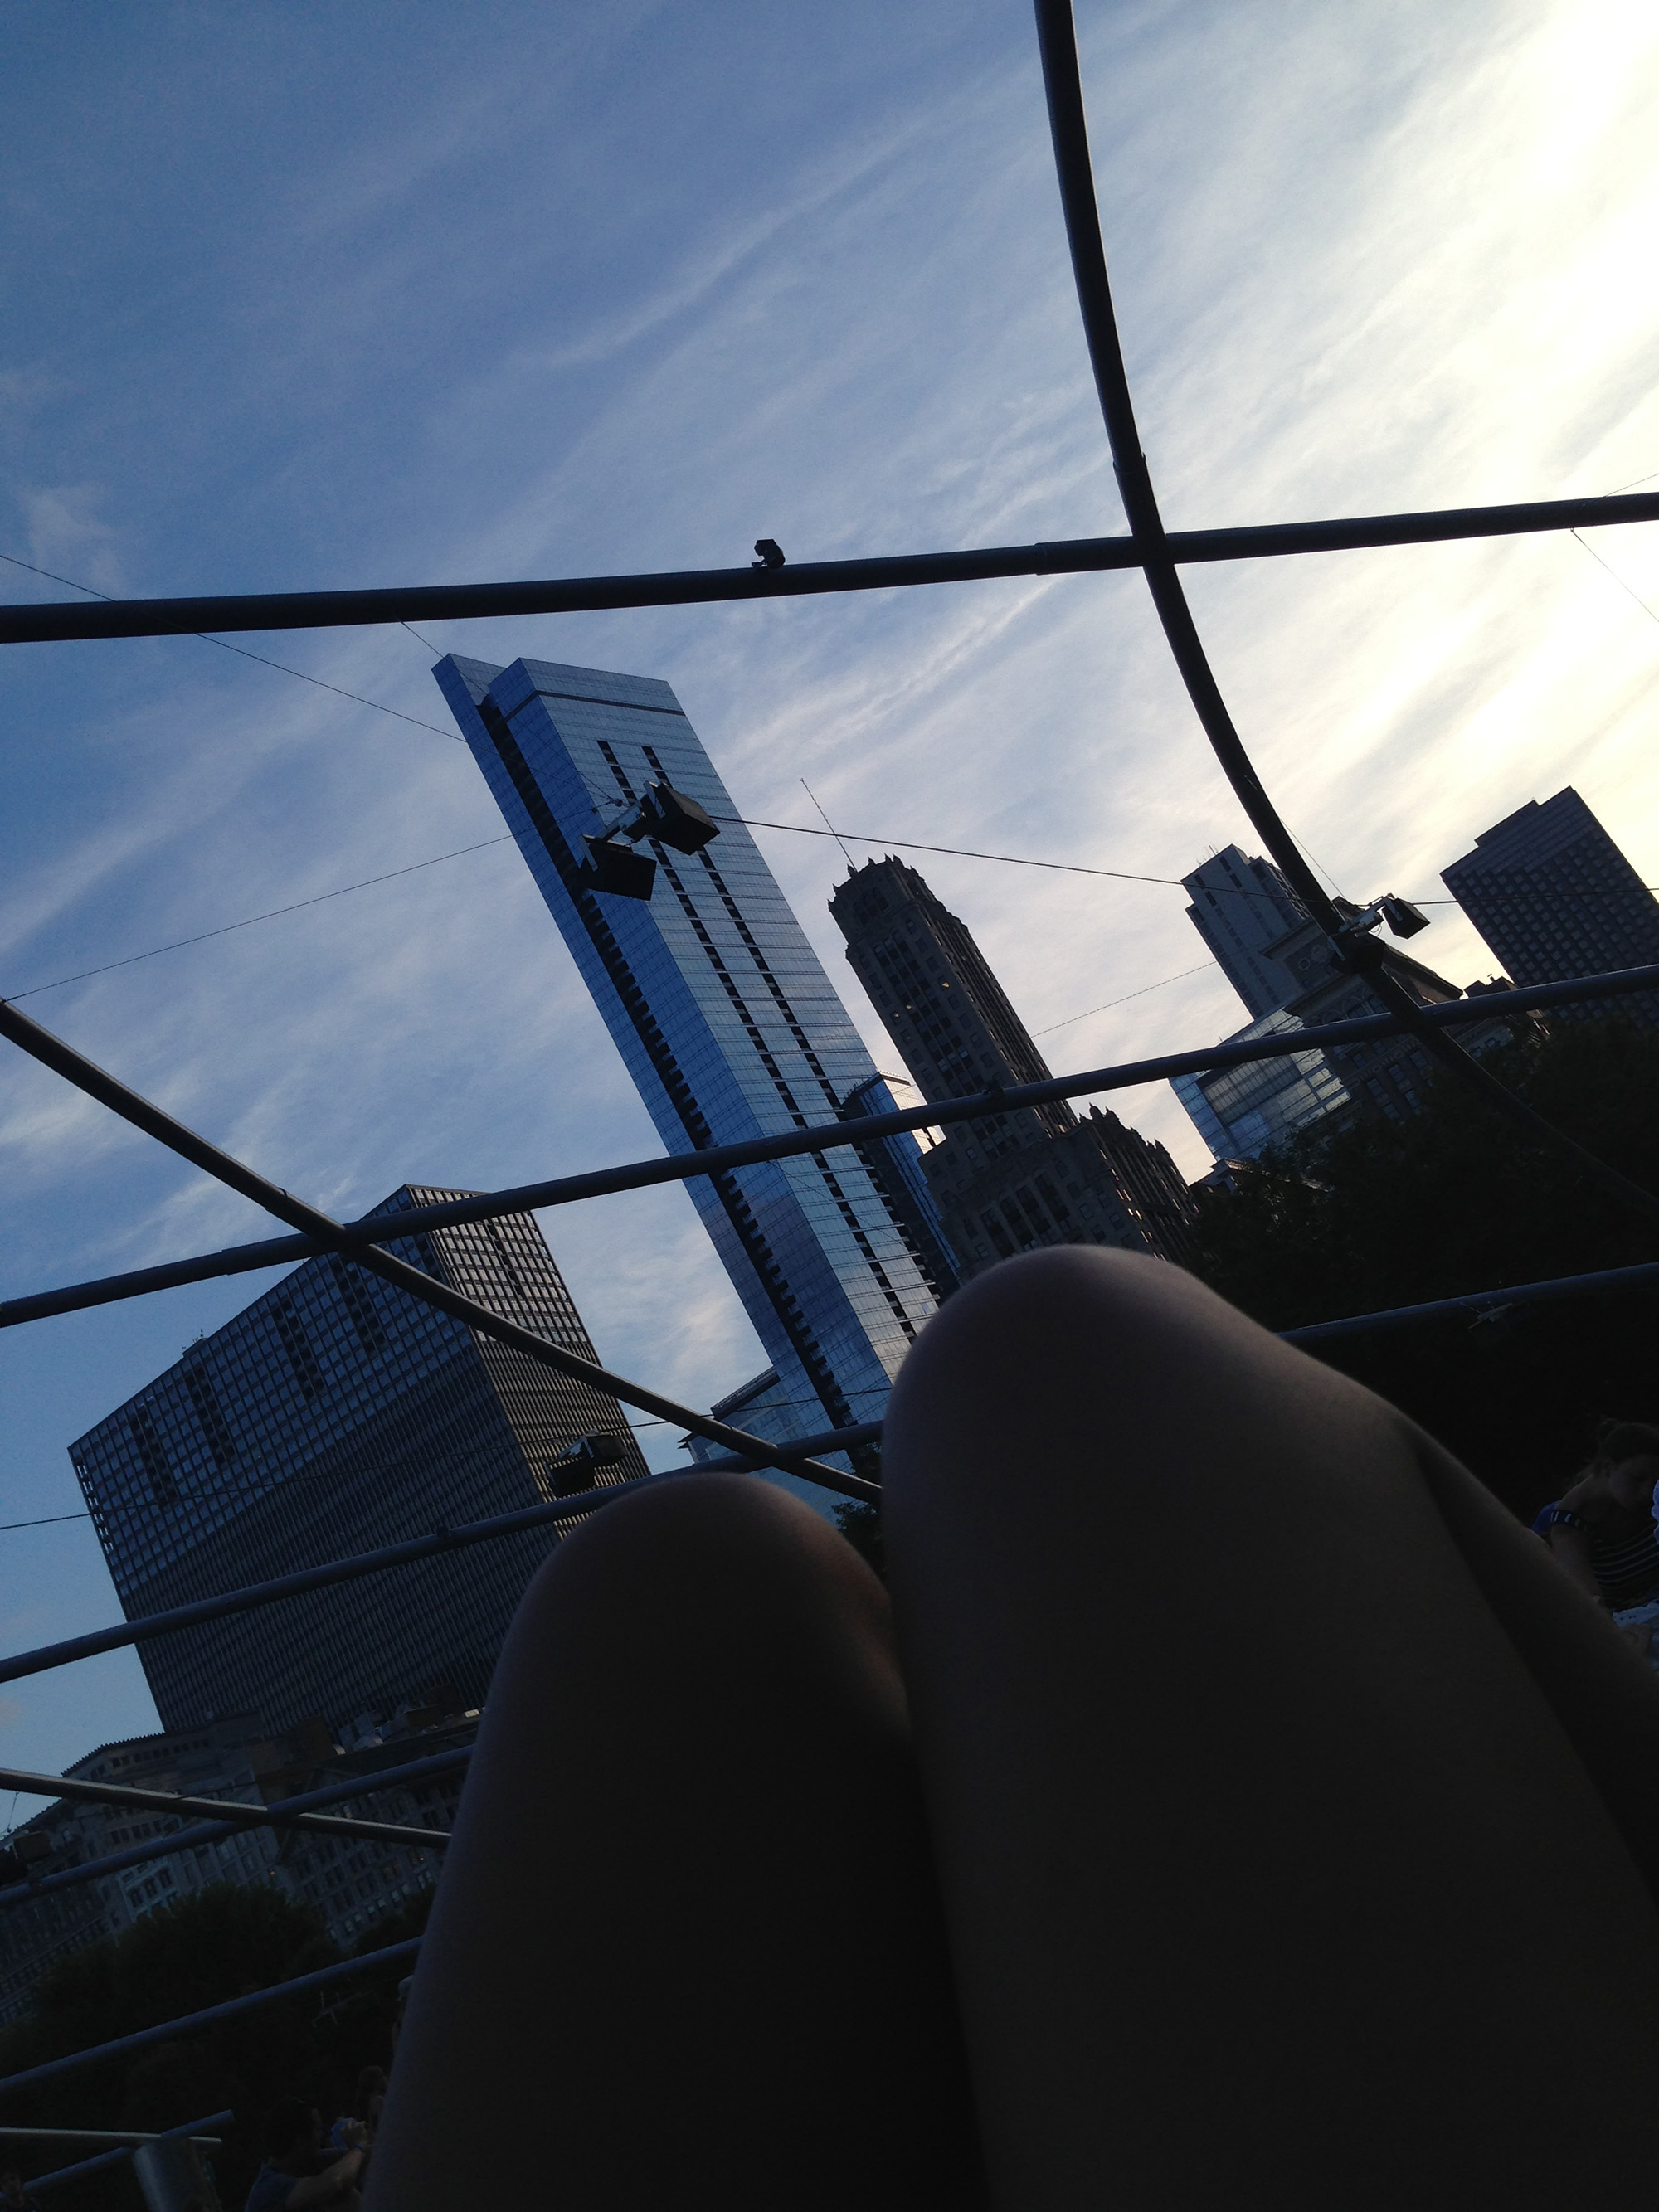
3 0 1658 1770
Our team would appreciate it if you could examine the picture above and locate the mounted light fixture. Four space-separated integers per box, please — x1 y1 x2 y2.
1338 895 1433 945
548 1432 630 1498
1378 896 1430 940
629 777 720 856
579 834 656 901
604 775 721 858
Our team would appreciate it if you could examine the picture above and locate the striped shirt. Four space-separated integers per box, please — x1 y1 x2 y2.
1535 1504 1659 1610
1588 1519 1659 1610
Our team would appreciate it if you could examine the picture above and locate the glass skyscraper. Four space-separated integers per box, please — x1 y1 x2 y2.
1169 1008 1352 1160
433 656 941 1455
71 1188 646 1735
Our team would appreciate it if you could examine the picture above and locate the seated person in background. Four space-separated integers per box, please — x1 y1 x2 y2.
1538 1421 1659 1660
246 2100 366 2212
330 2069 387 2152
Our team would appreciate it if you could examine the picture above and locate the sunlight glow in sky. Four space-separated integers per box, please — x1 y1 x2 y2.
3 0 1657 1773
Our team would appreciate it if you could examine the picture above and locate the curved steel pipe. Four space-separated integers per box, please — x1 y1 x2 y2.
1030 0 1659 1233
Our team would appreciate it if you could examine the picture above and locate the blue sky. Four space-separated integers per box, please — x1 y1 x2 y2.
4 0 1658 1782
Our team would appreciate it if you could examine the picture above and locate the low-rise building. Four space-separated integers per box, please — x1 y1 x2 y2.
0 1703 477 2020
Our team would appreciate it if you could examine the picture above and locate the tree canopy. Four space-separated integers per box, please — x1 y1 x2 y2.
0 1881 428 2212
1187 1015 1659 1523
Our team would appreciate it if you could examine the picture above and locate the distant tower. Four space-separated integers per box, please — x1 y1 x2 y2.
829 857 1196 1274
434 655 942 1464
71 1187 646 1735
1183 845 1306 1020
1442 790 1659 1027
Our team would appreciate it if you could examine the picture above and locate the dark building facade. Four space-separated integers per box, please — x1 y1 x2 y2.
1184 844 1308 1018
1442 789 1659 1026
1171 841 1520 1159
70 1188 646 1736
1258 914 1514 1128
829 858 1196 1274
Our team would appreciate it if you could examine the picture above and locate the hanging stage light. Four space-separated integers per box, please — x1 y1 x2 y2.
579 834 657 900
548 1432 630 1498
632 777 720 856
1379 895 1430 940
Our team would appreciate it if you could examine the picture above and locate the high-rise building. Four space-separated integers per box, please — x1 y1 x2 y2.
434 656 942 1456
1183 845 1307 1018
70 1187 645 1736
828 857 1196 1274
1442 790 1659 1026
1170 844 1353 1163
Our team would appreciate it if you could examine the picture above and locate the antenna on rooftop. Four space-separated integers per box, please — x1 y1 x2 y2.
801 780 856 871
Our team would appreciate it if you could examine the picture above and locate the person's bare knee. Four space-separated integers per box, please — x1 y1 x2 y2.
884 1246 1408 1557
479 1471 898 1760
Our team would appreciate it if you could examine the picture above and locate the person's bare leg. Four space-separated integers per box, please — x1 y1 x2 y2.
366 1473 983 2210
884 1247 1659 2211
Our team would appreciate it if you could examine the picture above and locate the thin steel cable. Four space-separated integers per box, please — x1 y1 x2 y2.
6 809 1650 1009
2 836 514 1000
4 962 1656 1333
0 996 868 1499
1030 0 1659 1236
1031 960 1216 1035
0 550 460 738
1570 527 1659 630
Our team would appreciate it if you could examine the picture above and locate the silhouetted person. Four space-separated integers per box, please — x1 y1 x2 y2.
246 2101 365 2212
2 2167 42 2212
1538 1420 1659 1659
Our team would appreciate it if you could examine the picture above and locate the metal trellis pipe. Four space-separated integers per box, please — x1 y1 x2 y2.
4 1248 1658 1699
0 1747 471 1913
1280 1257 1659 1345
5 962 1657 1332
0 1426 882 1691
24 2110 235 2195
0 1762 450 1853
0 997 865 1499
2 494 1657 644
0 1942 423 2099
1029 0 1659 1237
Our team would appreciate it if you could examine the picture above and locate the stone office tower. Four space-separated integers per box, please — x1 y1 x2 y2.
71 1189 646 1735
434 656 943 1460
1183 844 1307 1018
828 857 1197 1274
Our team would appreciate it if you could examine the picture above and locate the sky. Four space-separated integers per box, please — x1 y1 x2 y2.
3 0 1658 1782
